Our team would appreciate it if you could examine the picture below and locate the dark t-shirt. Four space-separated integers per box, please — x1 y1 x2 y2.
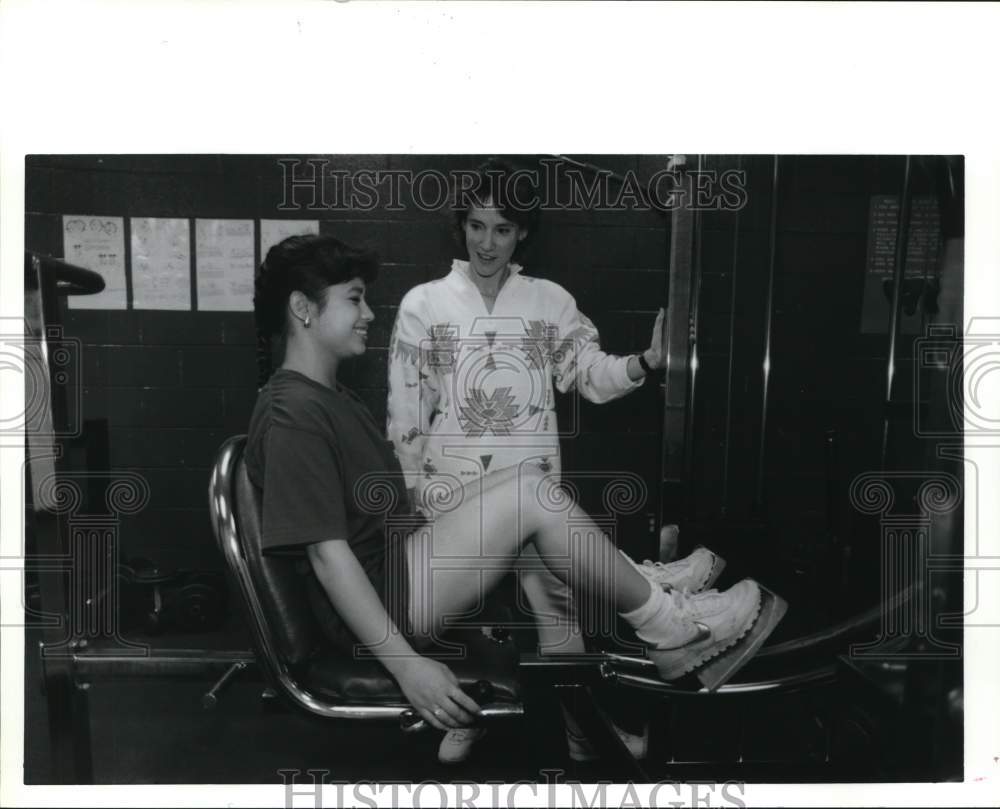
245 368 411 649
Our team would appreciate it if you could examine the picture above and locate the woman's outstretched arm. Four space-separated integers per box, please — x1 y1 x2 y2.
550 289 646 403
306 538 481 731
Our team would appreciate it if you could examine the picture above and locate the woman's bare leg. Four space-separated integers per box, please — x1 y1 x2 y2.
405 464 652 646
514 546 584 654
407 463 778 697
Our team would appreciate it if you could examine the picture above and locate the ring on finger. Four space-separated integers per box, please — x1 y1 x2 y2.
433 707 445 718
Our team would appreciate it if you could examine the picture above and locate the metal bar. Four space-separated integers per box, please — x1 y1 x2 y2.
601 662 837 696
661 175 697 521
42 665 91 783
202 661 249 709
652 158 672 555
71 649 256 680
399 703 525 733
26 258 87 782
755 156 781 508
517 652 611 683
70 680 94 783
682 155 705 521
721 157 743 517
880 156 914 469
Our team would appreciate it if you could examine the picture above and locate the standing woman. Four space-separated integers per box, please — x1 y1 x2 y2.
387 160 727 762
248 234 771 750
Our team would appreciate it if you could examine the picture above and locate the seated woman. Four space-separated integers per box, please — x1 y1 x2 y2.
246 233 775 735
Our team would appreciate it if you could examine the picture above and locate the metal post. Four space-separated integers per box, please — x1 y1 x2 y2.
880 156 914 469
721 156 743 517
661 163 696 524
41 644 94 783
755 156 780 509
683 155 705 521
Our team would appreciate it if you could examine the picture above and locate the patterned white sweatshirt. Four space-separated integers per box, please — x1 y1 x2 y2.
387 259 642 510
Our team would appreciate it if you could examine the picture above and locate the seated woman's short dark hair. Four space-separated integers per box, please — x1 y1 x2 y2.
253 234 379 386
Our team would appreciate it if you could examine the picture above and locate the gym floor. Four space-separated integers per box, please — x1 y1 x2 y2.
23 620 629 785
27 617 955 786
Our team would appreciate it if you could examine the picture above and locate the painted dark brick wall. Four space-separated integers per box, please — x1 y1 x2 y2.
25 154 671 573
686 155 961 631
29 153 956 632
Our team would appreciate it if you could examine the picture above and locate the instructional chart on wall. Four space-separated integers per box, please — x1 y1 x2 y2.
62 215 127 309
195 219 255 311
131 217 191 310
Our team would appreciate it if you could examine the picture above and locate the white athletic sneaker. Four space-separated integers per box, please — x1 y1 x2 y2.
437 727 487 764
566 722 649 761
623 546 725 593
646 579 762 681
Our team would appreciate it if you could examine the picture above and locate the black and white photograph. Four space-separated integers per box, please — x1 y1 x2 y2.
2 3 998 808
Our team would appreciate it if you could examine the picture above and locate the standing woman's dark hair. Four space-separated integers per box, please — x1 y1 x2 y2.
253 234 379 387
452 158 542 261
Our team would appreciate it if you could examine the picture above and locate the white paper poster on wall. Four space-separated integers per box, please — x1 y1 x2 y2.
195 219 255 311
260 219 319 261
131 217 191 310
62 215 127 309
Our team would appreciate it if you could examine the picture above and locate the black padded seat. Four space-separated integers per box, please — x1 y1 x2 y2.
208 435 523 721
301 627 520 705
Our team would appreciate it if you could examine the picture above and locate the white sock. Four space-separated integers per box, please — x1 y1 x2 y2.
619 579 695 649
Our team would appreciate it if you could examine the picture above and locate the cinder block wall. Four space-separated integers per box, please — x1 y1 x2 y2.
25 155 670 572
688 155 958 620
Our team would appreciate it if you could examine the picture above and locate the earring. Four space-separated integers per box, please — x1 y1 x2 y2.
303 315 311 328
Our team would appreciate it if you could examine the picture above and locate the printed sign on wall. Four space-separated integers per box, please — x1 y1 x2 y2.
195 219 255 311
860 195 942 334
63 216 127 309
131 217 191 310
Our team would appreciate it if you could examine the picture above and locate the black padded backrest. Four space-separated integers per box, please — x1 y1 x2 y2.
232 444 321 667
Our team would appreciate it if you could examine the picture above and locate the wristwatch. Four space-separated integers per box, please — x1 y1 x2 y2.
637 353 654 375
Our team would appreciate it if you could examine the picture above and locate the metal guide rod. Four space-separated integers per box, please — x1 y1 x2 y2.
682 155 705 518
601 663 837 696
754 156 780 508
721 157 743 516
69 648 256 679
662 169 696 498
881 156 914 469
